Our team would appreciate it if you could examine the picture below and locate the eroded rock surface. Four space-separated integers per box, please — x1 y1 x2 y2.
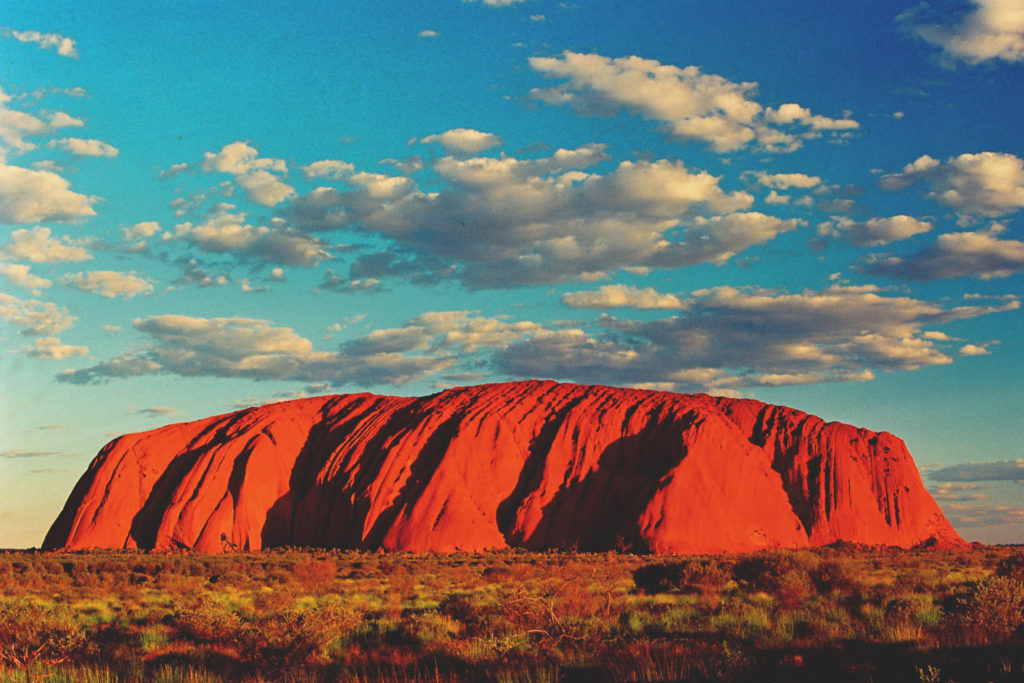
44 381 963 553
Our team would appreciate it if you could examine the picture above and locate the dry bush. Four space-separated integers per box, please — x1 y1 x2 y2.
732 551 818 609
632 558 729 602
944 576 1024 645
0 598 88 671
996 551 1024 583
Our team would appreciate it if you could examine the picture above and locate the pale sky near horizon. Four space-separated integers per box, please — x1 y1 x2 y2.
1 0 1022 548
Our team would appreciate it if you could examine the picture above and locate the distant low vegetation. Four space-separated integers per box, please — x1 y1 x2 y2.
0 546 1022 682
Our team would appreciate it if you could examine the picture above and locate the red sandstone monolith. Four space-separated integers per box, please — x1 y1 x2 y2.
43 380 963 553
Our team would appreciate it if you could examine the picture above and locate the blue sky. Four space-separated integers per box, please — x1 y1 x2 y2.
2 0 1022 548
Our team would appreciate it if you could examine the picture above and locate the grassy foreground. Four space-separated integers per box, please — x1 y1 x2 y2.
0 545 1022 682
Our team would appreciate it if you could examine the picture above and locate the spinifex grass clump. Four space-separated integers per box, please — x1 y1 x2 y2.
0 546 1022 682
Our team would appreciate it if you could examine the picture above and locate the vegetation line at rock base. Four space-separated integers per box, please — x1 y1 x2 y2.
1 546 1023 682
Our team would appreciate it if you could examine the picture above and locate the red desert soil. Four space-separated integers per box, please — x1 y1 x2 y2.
44 380 963 554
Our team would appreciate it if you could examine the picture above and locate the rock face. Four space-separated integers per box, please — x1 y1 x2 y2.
44 381 962 553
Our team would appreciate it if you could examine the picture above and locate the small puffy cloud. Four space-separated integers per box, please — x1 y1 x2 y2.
3 28 78 58
26 336 87 359
880 152 1024 217
137 407 180 418
929 459 1024 482
463 0 524 5
159 163 189 179
173 210 332 266
0 292 75 335
899 0 1024 65
864 227 1024 280
529 51 857 152
0 262 51 289
0 163 96 223
418 29 440 38
419 128 504 154
663 212 803 266
764 191 789 205
47 138 119 157
201 141 286 175
120 221 161 242
60 270 154 298
562 284 687 310
301 160 355 179
824 215 933 246
958 343 990 356
317 270 382 293
235 169 296 207
749 171 821 189
201 142 293 206
0 226 92 262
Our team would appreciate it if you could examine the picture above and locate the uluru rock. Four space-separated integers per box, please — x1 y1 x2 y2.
44 380 963 553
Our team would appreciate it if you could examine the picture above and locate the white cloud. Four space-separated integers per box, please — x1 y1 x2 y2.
0 226 91 262
0 262 51 290
864 226 1024 280
0 163 96 223
900 0 1024 65
235 169 296 207
4 28 78 58
47 138 119 157
462 0 525 5
58 314 457 387
418 29 440 38
419 128 504 154
60 270 154 298
750 171 821 189
496 285 1016 392
173 210 332 266
159 162 189 179
0 292 75 336
295 147 757 286
26 336 87 359
930 459 1024 482
301 159 355 179
958 343 990 356
562 284 687 310
825 215 933 246
120 221 161 241
880 152 1024 217
201 141 286 175
764 190 790 205
528 51 857 152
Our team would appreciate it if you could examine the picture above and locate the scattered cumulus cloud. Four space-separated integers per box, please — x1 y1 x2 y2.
200 141 295 207
749 171 822 189
929 459 1024 482
1 28 77 58
59 270 154 298
529 51 858 153
418 29 440 38
496 284 1016 392
0 226 92 263
173 210 333 267
419 128 504 154
301 160 355 179
47 138 119 157
26 336 87 359
286 145 764 286
821 215 933 246
899 0 1024 65
0 262 51 290
561 284 687 310
0 164 96 223
880 152 1024 217
958 343 990 356
863 224 1024 280
0 292 75 336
